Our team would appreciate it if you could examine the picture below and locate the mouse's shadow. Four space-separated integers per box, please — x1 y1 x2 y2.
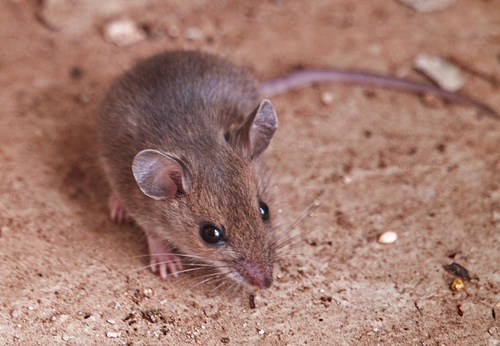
39 76 148 267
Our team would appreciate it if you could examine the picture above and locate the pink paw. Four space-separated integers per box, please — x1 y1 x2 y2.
108 194 131 223
147 232 182 279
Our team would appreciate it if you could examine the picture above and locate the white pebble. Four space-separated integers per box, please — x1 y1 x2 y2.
185 27 203 40
103 19 146 46
106 332 121 338
378 231 398 244
106 319 116 325
258 329 265 335
143 288 153 297
414 54 465 92
399 0 456 13
321 92 334 105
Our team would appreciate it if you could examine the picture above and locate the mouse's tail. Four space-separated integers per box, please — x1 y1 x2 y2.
260 69 498 118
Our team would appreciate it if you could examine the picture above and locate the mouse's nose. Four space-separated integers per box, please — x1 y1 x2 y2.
237 259 273 289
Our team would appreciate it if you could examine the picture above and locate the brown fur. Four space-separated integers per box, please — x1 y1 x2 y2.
97 50 276 288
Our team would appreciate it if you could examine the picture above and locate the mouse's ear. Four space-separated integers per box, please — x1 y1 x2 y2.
234 99 278 160
132 149 191 200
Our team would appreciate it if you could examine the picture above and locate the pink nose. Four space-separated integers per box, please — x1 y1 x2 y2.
238 260 273 289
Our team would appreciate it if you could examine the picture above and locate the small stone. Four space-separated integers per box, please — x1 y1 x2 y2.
61 335 74 341
143 288 154 297
103 19 146 46
321 92 335 105
10 310 21 318
37 0 75 31
399 0 456 13
414 54 465 92
258 329 265 335
106 319 116 325
106 331 121 338
492 211 500 222
168 25 181 38
185 27 203 41
378 231 398 244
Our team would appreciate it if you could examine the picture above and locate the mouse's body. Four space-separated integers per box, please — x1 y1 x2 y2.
97 51 278 289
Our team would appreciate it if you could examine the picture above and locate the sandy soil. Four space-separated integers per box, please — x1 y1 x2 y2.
1 0 499 344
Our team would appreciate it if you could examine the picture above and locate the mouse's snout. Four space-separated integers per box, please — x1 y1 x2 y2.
236 259 273 289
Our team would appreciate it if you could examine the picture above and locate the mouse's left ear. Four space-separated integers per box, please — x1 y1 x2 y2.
233 99 278 160
132 149 192 200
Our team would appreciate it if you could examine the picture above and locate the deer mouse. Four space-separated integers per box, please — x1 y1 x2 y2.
98 50 277 289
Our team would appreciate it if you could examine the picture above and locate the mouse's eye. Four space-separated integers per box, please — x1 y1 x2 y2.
199 222 226 245
259 200 270 222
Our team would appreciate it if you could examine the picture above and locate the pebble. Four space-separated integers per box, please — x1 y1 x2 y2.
168 25 181 38
321 91 335 105
143 288 154 297
106 331 121 338
103 19 146 46
378 231 398 244
414 54 465 92
399 0 456 13
185 27 203 41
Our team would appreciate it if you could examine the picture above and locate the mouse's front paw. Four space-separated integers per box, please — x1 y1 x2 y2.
108 194 132 223
147 232 182 279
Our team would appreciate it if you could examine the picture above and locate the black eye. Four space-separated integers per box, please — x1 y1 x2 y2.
199 223 226 245
259 200 270 222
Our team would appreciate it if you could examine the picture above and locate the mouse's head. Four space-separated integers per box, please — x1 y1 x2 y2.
132 100 278 289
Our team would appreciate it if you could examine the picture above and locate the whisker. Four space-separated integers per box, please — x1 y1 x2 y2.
209 279 228 295
273 191 324 249
188 274 221 291
220 280 239 297
261 160 280 196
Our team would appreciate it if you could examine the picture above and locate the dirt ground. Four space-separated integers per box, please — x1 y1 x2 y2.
1 0 499 344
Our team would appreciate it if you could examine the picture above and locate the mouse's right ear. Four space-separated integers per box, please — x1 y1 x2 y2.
132 149 191 200
230 99 278 160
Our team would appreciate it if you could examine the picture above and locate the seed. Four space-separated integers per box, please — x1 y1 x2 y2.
378 231 398 244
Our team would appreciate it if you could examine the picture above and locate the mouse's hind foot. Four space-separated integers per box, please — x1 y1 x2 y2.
108 194 132 223
147 232 182 279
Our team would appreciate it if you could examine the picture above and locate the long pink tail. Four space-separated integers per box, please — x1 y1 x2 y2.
260 69 498 118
